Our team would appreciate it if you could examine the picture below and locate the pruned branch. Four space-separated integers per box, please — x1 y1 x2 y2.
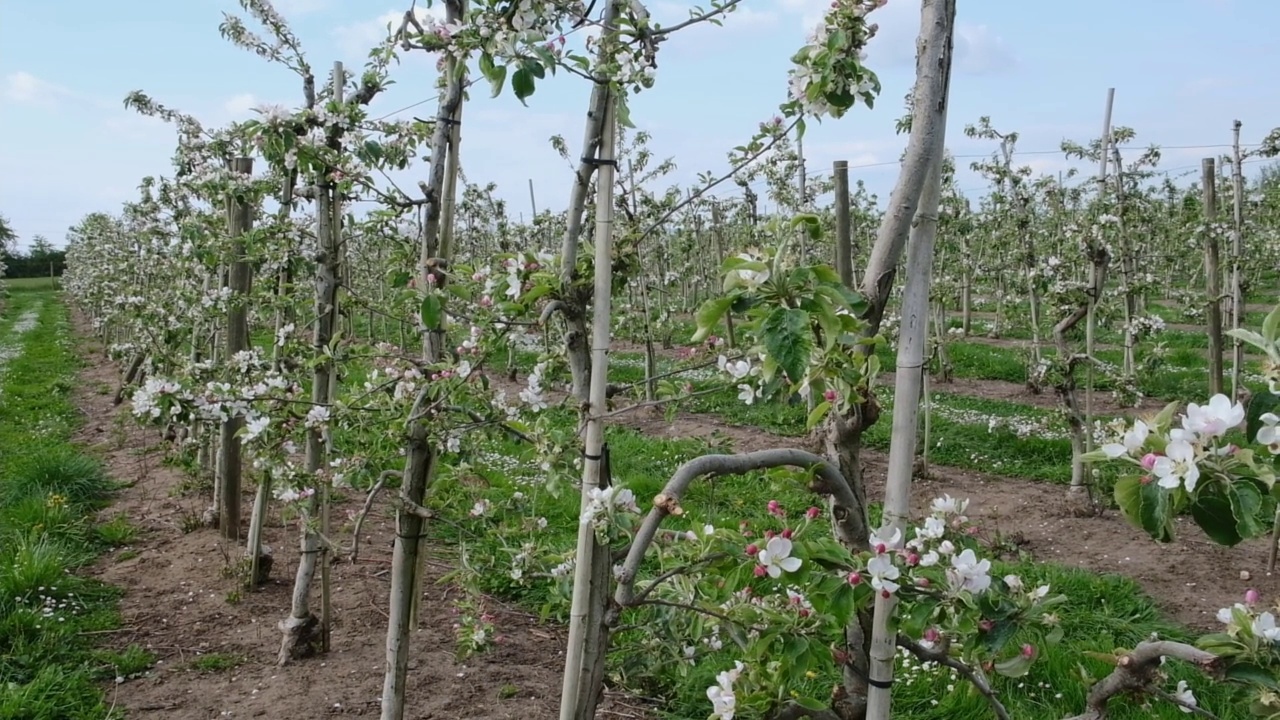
1063 640 1224 720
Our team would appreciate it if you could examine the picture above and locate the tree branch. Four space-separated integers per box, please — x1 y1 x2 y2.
896 634 1010 720
615 449 856 606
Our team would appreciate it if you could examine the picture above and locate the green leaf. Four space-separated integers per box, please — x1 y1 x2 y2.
805 400 831 429
511 67 535 104
1229 480 1269 540
981 619 1018 653
1227 328 1272 355
810 265 841 284
792 697 827 712
1114 476 1144 526
1079 448 1113 463
1044 625 1065 646
993 653 1034 678
790 213 823 241
1152 400 1181 430
420 295 443 331
1264 303 1280 344
1138 478 1175 542
1191 482 1243 546
1227 661 1280 689
691 296 735 343
446 283 473 302
1247 390 1280 440
615 97 635 129
783 634 809 665
1117 476 1176 542
826 583 857 626
722 256 768 273
479 53 507 98
523 59 546 79
761 307 812 384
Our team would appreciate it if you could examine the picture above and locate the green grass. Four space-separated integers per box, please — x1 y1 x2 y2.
187 652 243 672
408 414 1244 720
3 277 61 292
0 291 143 719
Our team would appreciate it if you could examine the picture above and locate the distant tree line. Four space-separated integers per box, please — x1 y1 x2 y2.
0 213 65 278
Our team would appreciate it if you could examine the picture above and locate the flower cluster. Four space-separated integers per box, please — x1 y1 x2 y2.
784 0 884 119
1095 393 1250 494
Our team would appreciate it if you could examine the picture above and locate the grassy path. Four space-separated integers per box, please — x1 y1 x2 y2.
0 289 143 719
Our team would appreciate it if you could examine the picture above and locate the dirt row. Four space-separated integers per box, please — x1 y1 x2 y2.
77 316 1270 720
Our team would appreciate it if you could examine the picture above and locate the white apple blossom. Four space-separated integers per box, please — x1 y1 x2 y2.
1152 439 1200 493
1101 419 1149 459
706 661 744 720
1182 393 1245 440
1173 680 1196 714
1257 413 1280 455
756 536 802 578
946 548 992 595
867 553 900 595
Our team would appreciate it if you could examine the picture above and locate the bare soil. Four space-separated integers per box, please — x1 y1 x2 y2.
72 318 653 720
71 314 1271 719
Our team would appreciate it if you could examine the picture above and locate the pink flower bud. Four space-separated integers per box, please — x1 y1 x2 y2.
824 389 837 403
753 565 767 578
1021 643 1036 659
923 627 941 644
767 500 783 517
906 552 920 567
915 577 930 588
745 544 759 556
875 543 887 554
1141 452 1160 470
781 528 793 539
1246 588 1262 605
847 572 862 585
880 589 891 599
806 506 821 519
798 608 810 617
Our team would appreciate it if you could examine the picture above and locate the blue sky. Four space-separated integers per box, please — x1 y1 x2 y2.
2 0 1278 250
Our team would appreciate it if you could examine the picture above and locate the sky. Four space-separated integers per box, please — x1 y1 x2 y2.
2 0 1279 250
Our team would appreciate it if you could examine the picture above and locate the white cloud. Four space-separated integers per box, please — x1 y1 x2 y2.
333 7 446 59
223 93 260 119
952 23 1014 76
4 71 72 109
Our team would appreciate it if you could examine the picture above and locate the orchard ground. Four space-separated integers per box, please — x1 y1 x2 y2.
8 284 1277 718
